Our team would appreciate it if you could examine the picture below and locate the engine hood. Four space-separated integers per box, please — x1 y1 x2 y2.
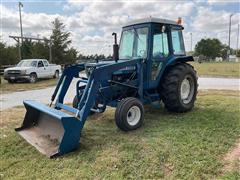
85 60 115 68
85 59 130 68
5 66 32 71
84 59 135 77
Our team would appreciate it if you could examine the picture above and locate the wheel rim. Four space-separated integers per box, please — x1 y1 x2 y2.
30 75 36 83
127 106 141 126
180 75 194 104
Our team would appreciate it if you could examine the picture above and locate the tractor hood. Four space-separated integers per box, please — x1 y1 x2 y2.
84 59 135 77
85 59 132 68
85 60 115 68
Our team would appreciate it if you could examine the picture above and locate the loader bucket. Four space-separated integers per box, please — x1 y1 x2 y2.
15 100 82 158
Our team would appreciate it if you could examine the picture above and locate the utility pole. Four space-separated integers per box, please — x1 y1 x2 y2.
49 40 52 63
228 14 234 60
237 24 239 56
18 2 23 60
190 33 192 52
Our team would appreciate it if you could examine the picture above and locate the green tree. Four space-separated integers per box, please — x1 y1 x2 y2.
31 40 50 59
236 50 240 57
21 39 33 59
194 38 225 60
0 42 19 65
219 44 229 60
65 47 78 64
50 18 77 64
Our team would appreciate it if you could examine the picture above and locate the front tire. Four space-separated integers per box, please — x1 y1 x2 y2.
72 94 95 115
8 79 15 83
29 73 37 83
160 63 198 112
115 97 144 131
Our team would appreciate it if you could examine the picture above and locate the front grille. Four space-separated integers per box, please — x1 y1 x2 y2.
7 70 21 75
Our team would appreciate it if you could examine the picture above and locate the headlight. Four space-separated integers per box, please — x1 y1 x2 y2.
21 70 27 74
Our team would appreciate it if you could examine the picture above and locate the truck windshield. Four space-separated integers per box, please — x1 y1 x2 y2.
17 60 37 67
119 27 148 60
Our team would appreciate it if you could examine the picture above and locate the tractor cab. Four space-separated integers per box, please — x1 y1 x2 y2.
118 17 187 88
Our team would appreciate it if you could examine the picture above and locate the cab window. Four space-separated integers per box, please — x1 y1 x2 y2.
135 27 148 58
152 26 169 59
31 61 37 67
38 61 44 67
119 29 134 59
119 27 148 59
171 29 185 55
151 25 169 80
43 60 48 67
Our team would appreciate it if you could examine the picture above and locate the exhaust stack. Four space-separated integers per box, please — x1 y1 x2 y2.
112 32 119 62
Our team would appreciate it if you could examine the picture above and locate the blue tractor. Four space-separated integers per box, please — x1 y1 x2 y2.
15 17 198 157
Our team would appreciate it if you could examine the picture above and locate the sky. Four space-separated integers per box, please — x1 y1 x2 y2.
1 0 240 56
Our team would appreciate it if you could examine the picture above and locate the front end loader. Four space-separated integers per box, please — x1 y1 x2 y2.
16 17 198 157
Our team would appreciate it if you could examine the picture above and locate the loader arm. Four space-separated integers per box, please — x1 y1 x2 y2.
50 63 85 105
55 59 143 123
16 59 143 157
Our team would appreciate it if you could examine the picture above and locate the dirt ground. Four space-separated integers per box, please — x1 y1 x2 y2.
223 139 240 172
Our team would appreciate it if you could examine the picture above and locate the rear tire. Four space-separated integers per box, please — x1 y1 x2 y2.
54 70 59 79
115 97 144 131
29 73 37 83
160 63 198 112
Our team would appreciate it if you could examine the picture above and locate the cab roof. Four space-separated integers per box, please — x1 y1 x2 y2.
21 59 47 61
123 17 181 27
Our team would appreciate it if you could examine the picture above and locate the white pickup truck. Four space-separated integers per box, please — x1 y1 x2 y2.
4 59 61 83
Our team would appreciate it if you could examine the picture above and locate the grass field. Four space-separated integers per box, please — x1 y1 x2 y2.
0 90 239 179
190 62 240 78
0 76 58 93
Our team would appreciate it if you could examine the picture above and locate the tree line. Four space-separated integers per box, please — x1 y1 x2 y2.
194 38 239 61
0 18 111 66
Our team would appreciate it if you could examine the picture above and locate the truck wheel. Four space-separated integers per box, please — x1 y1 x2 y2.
54 70 59 79
160 63 198 112
29 73 37 83
115 97 144 131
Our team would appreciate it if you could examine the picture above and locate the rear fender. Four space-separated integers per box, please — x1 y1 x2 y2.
166 56 194 67
158 56 194 87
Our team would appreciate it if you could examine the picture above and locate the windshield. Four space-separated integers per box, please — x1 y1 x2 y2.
119 27 148 59
17 60 37 67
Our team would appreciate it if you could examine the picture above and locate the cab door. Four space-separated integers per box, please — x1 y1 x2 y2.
43 60 52 77
37 60 45 78
148 24 170 89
